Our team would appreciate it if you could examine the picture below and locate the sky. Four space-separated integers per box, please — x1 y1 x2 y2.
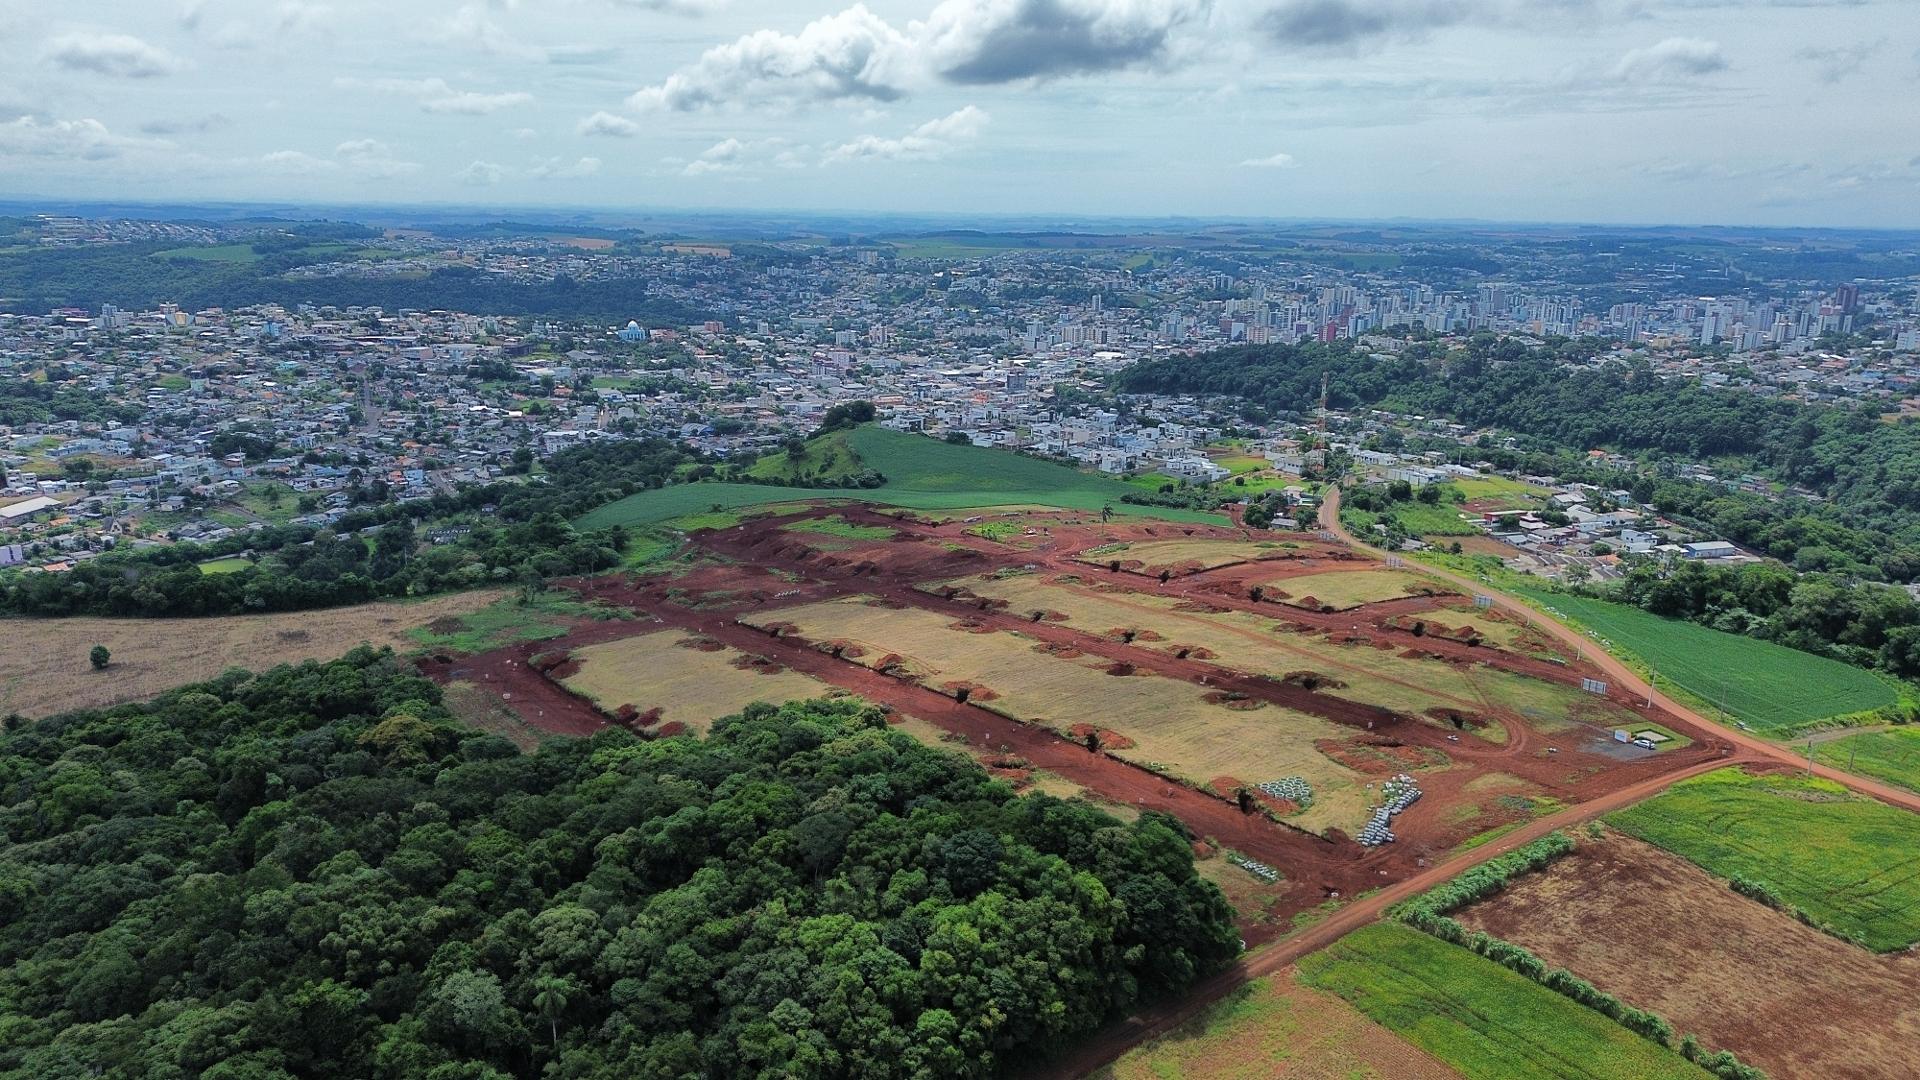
0 0 1916 228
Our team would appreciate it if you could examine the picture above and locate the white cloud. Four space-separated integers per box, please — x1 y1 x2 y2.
684 138 747 174
609 0 728 12
337 77 533 115
1610 37 1727 82
261 148 337 173
627 0 1210 112
918 0 1209 84
437 3 549 60
629 5 916 111
336 138 423 178
42 32 186 78
459 159 506 185
578 110 642 137
827 105 990 162
531 155 603 179
1240 150 1298 168
0 116 155 160
261 139 420 178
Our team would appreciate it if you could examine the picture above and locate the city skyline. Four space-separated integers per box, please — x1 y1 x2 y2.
1 0 1917 227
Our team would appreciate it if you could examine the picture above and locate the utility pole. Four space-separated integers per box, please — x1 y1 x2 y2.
1806 738 1816 777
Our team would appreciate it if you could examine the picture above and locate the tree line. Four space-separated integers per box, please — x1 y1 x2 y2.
0 650 1239 1078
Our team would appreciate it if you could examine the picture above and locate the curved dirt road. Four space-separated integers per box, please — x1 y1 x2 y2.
1319 486 1920 816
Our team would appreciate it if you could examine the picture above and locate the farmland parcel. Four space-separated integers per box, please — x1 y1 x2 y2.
1608 768 1920 952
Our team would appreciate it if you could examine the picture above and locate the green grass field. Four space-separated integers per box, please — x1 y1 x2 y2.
1512 587 1900 734
579 426 1225 530
1609 768 1920 952
196 557 252 575
1298 922 1709 1079
1814 727 1920 793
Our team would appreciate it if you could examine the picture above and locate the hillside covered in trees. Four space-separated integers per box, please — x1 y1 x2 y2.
1118 338 1920 579
0 650 1238 1079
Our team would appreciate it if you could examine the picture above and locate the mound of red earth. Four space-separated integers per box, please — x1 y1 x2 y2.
1203 690 1265 711
1105 662 1139 677
1032 641 1085 659
676 636 727 653
815 639 868 659
1281 670 1348 691
1316 738 1445 775
1165 644 1218 661
1067 723 1137 750
947 619 996 634
730 654 788 676
940 680 1000 703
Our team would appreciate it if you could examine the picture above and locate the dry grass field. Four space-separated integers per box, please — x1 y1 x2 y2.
1076 538 1303 572
560 632 835 735
949 575 1626 736
749 596 1376 834
1093 973 1463 1080
0 590 507 719
1458 830 1920 1079
1267 568 1446 610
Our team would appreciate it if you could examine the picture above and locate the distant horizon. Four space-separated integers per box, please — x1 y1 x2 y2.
5 196 1919 239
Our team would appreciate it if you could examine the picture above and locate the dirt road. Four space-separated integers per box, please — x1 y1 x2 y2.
1035 753 1737 1079
1318 486 1920 817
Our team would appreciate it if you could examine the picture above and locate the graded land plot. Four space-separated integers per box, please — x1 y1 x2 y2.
0 590 507 719
745 596 1377 835
1074 537 1304 572
559 631 835 735
1390 605 1533 651
1513 587 1902 733
1457 829 1920 1080
1093 973 1463 1080
1265 568 1452 610
440 680 551 752
1297 922 1711 1080
949 574 1631 737
1814 726 1920 793
1450 475 1551 505
1607 768 1920 952
777 514 900 548
408 593 624 655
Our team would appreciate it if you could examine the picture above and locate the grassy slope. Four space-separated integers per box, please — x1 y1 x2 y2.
1298 922 1708 1080
1608 768 1920 952
1510 586 1899 734
578 426 1226 529
1814 727 1920 794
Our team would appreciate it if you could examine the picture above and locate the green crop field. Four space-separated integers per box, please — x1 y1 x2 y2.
578 426 1226 530
1814 727 1920 793
1298 922 1709 1079
1608 768 1920 952
1513 587 1900 734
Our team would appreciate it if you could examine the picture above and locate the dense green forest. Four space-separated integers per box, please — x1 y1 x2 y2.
0 240 703 324
1119 338 1920 579
0 439 689 618
0 650 1236 1079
